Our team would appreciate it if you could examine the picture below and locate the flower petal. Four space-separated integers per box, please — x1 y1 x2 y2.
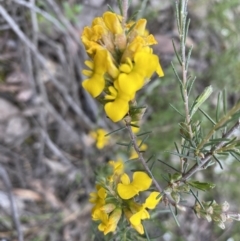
132 172 152 192
144 192 162 209
104 97 129 122
117 183 138 199
117 72 143 96
103 12 123 34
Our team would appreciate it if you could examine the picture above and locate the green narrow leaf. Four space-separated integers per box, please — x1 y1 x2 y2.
169 204 180 227
183 160 189 173
223 88 227 115
230 151 240 162
172 39 182 65
190 189 204 209
105 126 126 136
128 9 140 22
213 155 223 169
146 155 154 163
116 142 130 147
181 138 188 160
171 62 183 85
198 107 216 125
144 225 151 241
136 0 148 19
130 123 140 128
139 134 149 149
149 159 156 172
126 22 136 34
107 4 115 12
216 92 222 122
188 181 215 191
136 131 152 137
175 1 181 34
165 151 197 161
169 103 184 117
187 76 196 95
223 137 237 146
180 145 195 152
174 142 180 153
184 18 191 46
190 85 213 118
117 0 123 15
157 159 181 173
186 45 193 71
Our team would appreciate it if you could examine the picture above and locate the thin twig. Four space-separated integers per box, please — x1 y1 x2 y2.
40 129 73 166
0 165 24 241
12 0 64 32
45 0 80 44
125 122 181 207
125 122 162 192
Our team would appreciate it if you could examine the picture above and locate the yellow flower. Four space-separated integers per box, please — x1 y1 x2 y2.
90 186 107 219
81 11 164 123
108 159 124 176
108 159 125 182
82 49 108 97
117 51 164 97
104 85 132 122
129 192 162 234
90 128 109 149
117 172 152 199
103 12 123 34
98 208 122 235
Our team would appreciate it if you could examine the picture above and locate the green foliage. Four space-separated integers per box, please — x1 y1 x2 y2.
85 0 240 240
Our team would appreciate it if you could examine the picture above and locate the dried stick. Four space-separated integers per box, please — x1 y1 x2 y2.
0 165 24 241
45 0 80 44
0 5 95 131
12 0 64 32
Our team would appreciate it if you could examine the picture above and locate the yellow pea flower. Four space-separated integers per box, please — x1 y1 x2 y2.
90 128 109 149
104 85 132 122
98 208 122 235
144 191 162 209
108 159 124 176
82 49 108 97
81 26 105 57
124 206 145 234
103 12 123 34
81 11 164 124
117 51 164 97
108 159 125 182
129 192 162 233
90 186 107 219
117 172 152 199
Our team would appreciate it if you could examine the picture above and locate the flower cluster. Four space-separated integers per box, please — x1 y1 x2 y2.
89 159 162 235
194 200 240 229
81 11 164 122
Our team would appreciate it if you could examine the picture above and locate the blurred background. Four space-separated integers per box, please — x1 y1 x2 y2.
0 0 239 240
